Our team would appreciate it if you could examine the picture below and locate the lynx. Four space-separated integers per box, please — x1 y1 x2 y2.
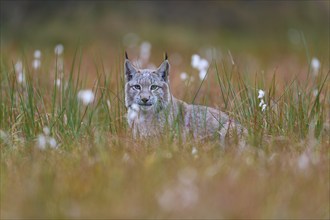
124 52 245 142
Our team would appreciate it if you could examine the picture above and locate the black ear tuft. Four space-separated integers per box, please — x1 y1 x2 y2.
125 51 129 60
164 52 168 61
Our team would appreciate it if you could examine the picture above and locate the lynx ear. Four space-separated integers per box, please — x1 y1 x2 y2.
124 54 137 82
157 59 170 82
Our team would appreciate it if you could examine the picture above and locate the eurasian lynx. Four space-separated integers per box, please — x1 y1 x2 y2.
124 53 245 142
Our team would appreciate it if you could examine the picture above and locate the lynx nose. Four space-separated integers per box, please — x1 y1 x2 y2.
141 97 149 103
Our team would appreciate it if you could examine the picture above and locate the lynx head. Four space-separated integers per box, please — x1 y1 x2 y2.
124 52 171 112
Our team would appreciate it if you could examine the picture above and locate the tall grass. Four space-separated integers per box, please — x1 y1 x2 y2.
0 48 329 218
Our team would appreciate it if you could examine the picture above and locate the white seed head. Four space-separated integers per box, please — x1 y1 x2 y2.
37 134 47 150
64 114 68 125
32 59 41 69
48 137 57 149
34 50 41 59
191 147 198 155
15 60 23 73
0 130 8 141
178 167 197 185
311 57 320 75
55 78 61 87
157 168 199 212
258 90 265 99
77 89 95 105
43 126 50 136
191 54 201 69
107 99 111 109
198 69 207 80
297 153 309 170
140 41 151 61
54 44 64 55
180 72 188 81
197 58 209 71
261 104 267 112
205 165 219 178
259 99 264 107
17 72 25 84
122 153 130 162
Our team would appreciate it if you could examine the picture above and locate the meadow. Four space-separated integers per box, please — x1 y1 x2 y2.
1 2 329 219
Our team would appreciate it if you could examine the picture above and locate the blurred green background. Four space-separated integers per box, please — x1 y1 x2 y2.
1 1 329 68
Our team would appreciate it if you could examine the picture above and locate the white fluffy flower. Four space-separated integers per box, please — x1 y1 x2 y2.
17 72 25 84
32 59 41 69
191 54 201 69
37 134 47 150
107 99 111 109
197 59 209 71
43 127 50 136
48 137 57 149
77 89 95 105
55 78 61 88
54 44 64 55
259 99 264 107
261 104 267 112
191 147 198 155
180 72 188 81
198 69 207 80
122 153 130 162
191 54 209 81
36 133 58 150
34 50 41 59
140 41 151 61
157 167 199 211
297 153 309 170
15 60 23 73
0 130 8 141
311 57 320 75
258 90 265 99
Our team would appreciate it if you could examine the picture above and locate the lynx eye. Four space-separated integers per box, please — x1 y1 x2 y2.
132 85 141 90
150 85 159 91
